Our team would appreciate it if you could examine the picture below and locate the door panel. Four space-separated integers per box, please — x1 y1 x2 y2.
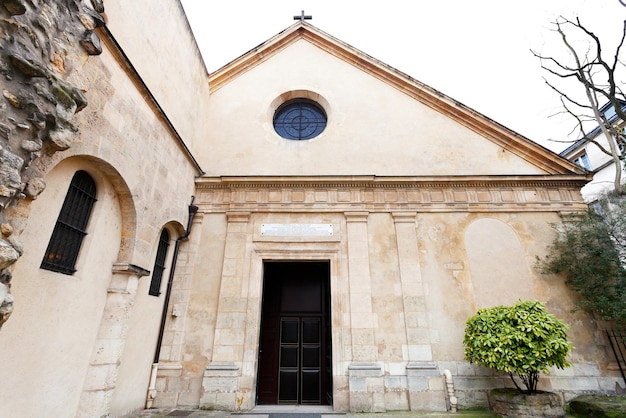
277 317 321 404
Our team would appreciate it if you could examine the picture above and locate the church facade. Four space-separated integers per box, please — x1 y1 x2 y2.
0 2 621 417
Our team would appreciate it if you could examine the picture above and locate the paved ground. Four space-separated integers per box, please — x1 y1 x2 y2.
124 406 496 418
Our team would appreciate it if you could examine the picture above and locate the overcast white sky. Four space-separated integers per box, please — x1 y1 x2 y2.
181 0 625 151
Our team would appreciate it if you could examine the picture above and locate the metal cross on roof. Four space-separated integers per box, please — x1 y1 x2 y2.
294 10 312 21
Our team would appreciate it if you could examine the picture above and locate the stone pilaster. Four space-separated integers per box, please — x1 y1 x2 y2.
76 263 149 417
345 212 381 412
345 211 375 361
200 212 251 410
393 213 445 411
392 212 432 362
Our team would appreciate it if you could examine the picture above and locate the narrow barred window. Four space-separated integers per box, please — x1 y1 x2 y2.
148 229 170 296
41 171 97 275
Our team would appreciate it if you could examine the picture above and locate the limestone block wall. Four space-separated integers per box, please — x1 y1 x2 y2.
153 178 618 413
103 0 212 157
0 3 203 416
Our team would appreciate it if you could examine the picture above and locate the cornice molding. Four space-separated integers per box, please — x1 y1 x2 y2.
196 175 589 190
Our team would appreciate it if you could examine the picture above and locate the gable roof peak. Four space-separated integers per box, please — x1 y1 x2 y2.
207 21 587 177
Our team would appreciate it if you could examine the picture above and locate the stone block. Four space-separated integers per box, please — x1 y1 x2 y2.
598 376 622 392
349 377 367 392
406 328 430 344
437 361 458 375
352 345 378 361
406 344 432 361
348 362 383 377
350 392 374 412
198 391 216 409
384 390 409 411
204 362 240 377
406 361 440 376
152 391 179 408
454 376 501 391
177 390 201 407
428 375 444 391
215 311 246 329
333 391 350 411
350 312 375 328
159 346 172 361
549 376 600 391
403 295 427 311
166 376 189 392
82 363 116 390
91 339 123 364
350 293 373 312
372 391 386 412
385 374 407 390
155 377 167 392
388 362 406 375
188 377 203 393
214 328 245 345
76 389 112 417
368 376 385 393
238 375 255 392
157 363 183 377
408 390 447 412
214 392 237 410
553 362 600 377
351 328 375 345
408 376 429 392
202 376 238 393
457 361 479 376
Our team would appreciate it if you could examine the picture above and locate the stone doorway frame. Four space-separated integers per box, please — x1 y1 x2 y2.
249 246 346 410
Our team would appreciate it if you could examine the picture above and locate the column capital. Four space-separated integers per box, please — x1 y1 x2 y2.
344 211 369 223
226 211 251 223
392 212 417 224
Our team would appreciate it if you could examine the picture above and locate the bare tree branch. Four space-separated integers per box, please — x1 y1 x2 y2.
535 16 626 193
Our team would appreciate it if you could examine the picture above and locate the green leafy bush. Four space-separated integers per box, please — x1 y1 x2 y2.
540 197 626 326
463 300 573 394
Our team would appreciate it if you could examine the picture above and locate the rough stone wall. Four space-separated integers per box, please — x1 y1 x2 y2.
0 0 104 327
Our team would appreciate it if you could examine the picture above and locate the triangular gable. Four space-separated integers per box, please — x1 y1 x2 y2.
209 22 587 177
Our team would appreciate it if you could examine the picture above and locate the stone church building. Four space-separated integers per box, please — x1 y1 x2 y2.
0 1 620 417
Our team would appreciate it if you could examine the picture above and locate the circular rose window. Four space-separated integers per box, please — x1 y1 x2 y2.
273 99 327 140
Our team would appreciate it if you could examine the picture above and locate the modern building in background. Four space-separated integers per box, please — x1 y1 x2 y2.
0 2 621 417
560 101 626 202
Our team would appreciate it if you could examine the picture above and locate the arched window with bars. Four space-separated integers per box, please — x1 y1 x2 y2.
148 229 170 296
41 170 97 275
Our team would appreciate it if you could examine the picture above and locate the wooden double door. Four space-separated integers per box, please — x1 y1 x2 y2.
257 261 332 405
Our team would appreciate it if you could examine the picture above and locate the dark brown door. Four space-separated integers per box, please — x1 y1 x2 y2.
256 261 332 405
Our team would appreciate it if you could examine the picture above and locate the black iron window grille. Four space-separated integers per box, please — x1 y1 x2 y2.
148 229 170 296
41 170 97 275
606 328 626 386
274 99 327 140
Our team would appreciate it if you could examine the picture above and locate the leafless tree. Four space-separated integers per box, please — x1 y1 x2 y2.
533 17 626 193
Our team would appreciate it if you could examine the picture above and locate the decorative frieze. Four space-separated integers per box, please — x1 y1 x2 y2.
195 177 586 213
